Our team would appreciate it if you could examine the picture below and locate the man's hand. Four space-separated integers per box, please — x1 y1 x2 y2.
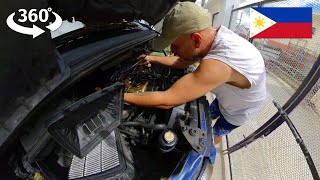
137 54 198 69
137 54 151 65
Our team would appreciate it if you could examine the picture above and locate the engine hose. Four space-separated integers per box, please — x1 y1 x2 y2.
120 122 168 130
118 129 139 138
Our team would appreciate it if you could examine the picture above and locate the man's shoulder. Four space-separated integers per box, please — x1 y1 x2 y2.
198 59 233 73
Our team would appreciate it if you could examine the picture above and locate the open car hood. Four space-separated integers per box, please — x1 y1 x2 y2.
0 0 195 151
51 0 194 25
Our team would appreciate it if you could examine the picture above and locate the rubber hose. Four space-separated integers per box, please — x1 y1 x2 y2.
120 122 167 130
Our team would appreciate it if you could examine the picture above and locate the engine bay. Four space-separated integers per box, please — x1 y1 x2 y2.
8 53 205 179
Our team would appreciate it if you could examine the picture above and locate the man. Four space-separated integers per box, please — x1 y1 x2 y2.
124 2 266 144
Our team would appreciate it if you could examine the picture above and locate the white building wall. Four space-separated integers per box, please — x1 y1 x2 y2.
204 0 240 28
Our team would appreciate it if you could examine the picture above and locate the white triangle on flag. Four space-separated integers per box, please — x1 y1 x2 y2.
250 8 276 38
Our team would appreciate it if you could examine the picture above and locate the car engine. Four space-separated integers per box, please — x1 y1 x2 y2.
12 54 193 180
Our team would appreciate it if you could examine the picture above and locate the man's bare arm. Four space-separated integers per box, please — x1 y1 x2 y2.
124 92 173 109
124 60 233 108
146 55 197 69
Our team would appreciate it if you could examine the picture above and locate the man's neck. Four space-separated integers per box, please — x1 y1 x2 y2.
199 27 218 58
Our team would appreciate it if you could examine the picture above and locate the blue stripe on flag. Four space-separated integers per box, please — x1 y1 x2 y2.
252 7 312 23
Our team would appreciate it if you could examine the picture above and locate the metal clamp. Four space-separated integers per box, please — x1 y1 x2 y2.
180 120 207 153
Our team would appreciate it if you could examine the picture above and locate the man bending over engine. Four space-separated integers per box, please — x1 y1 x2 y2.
124 2 266 145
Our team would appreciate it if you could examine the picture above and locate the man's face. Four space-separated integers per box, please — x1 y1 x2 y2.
170 34 199 61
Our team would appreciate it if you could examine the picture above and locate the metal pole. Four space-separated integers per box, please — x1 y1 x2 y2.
201 0 205 7
226 135 234 180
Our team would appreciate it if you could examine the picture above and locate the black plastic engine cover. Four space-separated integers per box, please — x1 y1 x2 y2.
48 82 124 158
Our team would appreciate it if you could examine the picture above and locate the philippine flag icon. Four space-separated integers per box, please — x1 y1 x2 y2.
250 7 312 38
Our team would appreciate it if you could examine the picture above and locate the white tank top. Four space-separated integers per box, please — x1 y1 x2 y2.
203 26 266 126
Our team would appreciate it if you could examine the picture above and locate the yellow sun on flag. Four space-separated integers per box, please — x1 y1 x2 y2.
254 16 266 29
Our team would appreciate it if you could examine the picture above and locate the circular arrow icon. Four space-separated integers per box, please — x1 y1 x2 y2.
6 8 63 38
7 12 45 38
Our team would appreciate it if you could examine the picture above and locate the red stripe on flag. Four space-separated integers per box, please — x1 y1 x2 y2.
253 23 312 38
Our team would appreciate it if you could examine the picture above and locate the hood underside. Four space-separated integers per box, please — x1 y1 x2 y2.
51 0 195 25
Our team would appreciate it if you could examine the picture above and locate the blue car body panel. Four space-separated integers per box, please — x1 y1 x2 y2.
169 108 216 180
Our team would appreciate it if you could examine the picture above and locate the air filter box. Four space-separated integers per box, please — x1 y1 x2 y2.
48 82 124 158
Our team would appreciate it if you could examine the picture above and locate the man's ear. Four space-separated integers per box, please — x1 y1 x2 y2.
191 33 202 48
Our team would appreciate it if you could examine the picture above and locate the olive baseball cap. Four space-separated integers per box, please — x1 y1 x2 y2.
151 2 212 51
